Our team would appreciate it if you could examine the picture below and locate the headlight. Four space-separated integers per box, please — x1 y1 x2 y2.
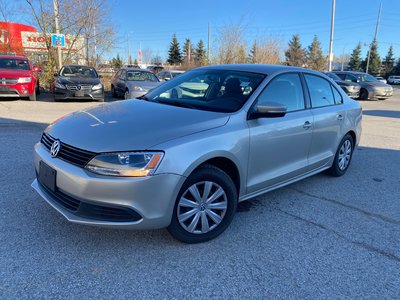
55 81 66 89
131 85 144 91
92 83 103 90
86 151 164 177
18 77 32 83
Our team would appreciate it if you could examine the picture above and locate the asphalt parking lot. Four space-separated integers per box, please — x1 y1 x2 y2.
1 90 399 299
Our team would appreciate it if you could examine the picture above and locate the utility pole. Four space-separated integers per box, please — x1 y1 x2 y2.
207 23 210 62
328 0 336 71
127 32 132 65
53 0 62 70
366 1 382 74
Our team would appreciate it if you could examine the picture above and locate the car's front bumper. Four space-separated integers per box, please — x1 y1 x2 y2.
368 89 393 100
32 142 185 229
54 88 104 101
126 90 147 99
0 83 35 98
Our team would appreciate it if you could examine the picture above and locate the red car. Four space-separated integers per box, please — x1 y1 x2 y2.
0 55 41 101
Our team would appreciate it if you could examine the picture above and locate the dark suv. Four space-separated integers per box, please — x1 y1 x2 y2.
333 71 393 100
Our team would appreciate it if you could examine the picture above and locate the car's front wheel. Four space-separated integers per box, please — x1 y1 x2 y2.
168 165 237 243
124 89 130 100
326 133 354 177
29 91 37 101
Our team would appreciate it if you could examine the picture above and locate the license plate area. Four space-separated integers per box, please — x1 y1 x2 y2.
75 91 84 97
38 161 56 192
0 86 9 91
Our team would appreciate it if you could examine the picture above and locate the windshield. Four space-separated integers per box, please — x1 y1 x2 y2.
0 58 30 70
60 66 98 78
358 74 378 82
326 72 341 81
127 71 158 82
145 69 266 113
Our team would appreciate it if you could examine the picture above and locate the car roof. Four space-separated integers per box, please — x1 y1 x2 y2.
196 64 316 76
0 55 29 60
123 68 151 72
62 64 93 68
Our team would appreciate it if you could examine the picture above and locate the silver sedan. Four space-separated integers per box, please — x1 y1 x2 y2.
32 64 362 243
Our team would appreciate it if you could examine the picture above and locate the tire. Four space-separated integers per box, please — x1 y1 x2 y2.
124 89 130 100
326 133 354 177
167 164 238 243
29 91 37 101
359 88 368 100
111 85 117 97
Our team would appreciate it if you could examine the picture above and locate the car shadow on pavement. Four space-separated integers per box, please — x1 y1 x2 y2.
363 110 400 119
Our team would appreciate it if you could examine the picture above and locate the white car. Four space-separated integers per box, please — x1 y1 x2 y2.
388 76 400 84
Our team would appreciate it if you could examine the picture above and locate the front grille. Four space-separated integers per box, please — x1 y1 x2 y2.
66 84 92 91
0 90 18 95
0 78 18 84
39 182 142 222
41 132 96 167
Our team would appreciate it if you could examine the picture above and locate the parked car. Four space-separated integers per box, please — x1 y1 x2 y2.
333 71 393 100
325 72 360 99
54 65 104 102
375 76 387 84
0 55 41 101
157 70 185 81
111 68 161 99
32 64 362 243
146 65 164 74
387 75 400 84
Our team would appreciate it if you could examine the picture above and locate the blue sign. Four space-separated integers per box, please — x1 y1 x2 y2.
51 34 65 47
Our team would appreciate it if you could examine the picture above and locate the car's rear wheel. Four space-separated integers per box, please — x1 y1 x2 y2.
326 133 354 177
168 165 237 243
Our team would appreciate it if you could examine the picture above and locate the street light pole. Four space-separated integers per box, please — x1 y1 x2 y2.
366 1 382 74
328 0 336 71
53 0 62 70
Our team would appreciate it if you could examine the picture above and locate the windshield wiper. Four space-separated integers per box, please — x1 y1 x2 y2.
157 99 196 109
137 95 149 101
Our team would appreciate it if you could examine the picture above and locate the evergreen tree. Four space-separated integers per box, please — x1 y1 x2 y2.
248 41 257 63
194 39 206 66
167 34 182 65
348 42 362 71
182 38 194 63
382 45 395 77
364 40 381 75
111 53 123 68
285 34 306 67
306 35 325 70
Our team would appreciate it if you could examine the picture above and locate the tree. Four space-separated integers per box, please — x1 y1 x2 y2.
141 48 153 64
285 34 306 67
348 42 362 71
382 45 395 77
151 55 163 65
167 34 182 65
363 40 381 75
182 38 194 64
306 35 325 71
248 38 281 64
111 53 123 68
194 39 206 66
214 23 247 64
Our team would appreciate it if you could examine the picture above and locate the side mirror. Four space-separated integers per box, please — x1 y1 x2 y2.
54 72 58 77
33 66 41 72
248 102 287 120
98 75 103 79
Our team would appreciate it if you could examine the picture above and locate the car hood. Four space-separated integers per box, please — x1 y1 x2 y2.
127 81 161 90
0 69 32 78
46 100 229 152
57 76 101 85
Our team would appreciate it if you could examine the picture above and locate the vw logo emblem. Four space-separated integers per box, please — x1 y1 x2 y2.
50 140 61 158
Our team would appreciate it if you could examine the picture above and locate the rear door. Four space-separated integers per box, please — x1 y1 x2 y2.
303 73 346 171
247 72 313 193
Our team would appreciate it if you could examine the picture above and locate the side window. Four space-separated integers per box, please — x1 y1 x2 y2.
336 73 345 80
157 72 165 79
304 74 335 108
120 70 126 80
345 74 357 83
331 85 343 104
114 70 121 79
257 73 305 112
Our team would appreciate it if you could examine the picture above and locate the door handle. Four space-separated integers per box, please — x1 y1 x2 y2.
303 121 312 129
336 114 344 121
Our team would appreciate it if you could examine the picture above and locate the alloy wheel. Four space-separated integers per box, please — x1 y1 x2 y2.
338 139 352 170
177 181 227 234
